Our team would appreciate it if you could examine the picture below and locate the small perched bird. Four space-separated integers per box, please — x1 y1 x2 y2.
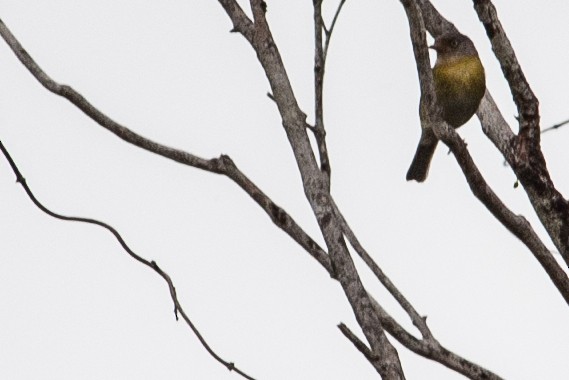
406 31 486 182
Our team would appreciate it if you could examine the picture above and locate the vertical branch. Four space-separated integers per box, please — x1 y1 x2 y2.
400 0 436 118
311 0 347 189
313 0 331 188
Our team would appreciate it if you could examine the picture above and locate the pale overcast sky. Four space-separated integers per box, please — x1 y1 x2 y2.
2 1 569 379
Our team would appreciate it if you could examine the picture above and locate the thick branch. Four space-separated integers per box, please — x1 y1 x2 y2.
439 123 569 306
473 0 538 136
472 0 569 266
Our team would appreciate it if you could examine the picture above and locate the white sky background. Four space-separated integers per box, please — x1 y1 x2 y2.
1 1 569 379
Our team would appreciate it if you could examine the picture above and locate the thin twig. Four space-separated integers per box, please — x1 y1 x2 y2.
323 0 347 61
0 140 255 380
330 198 434 340
313 0 332 186
542 118 569 134
337 323 374 361
310 0 347 184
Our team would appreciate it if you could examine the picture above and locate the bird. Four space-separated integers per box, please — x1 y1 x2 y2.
406 31 486 182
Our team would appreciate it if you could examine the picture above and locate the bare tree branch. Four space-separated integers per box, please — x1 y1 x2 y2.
0 140 256 380
338 322 374 362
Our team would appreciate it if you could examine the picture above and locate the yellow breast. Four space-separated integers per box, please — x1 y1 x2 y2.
432 56 486 128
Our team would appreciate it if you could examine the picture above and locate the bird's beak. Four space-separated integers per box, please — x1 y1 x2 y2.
429 41 440 52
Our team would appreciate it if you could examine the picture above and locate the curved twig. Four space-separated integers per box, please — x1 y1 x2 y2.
323 0 348 61
0 140 255 380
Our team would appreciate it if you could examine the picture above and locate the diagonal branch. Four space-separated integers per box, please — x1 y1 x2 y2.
435 118 569 306
338 322 374 362
330 198 434 340
369 298 504 380
323 0 348 62
0 140 256 380
0 17 331 274
415 0 569 271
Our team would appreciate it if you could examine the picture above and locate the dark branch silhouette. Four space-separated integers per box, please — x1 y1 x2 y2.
0 140 255 380
542 118 569 134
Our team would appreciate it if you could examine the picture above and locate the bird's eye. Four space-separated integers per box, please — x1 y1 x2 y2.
451 39 459 48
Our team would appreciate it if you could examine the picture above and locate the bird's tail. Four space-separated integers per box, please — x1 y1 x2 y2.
406 129 438 182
